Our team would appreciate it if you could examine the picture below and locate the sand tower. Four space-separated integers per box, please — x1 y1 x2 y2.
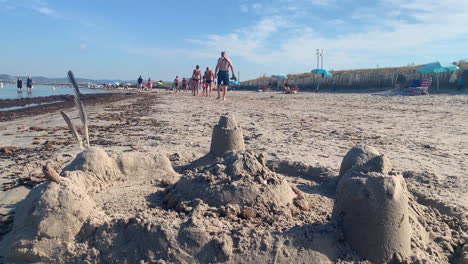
167 113 299 215
210 113 245 157
333 147 411 263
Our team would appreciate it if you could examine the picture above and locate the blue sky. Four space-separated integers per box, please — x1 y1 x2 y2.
0 0 466 81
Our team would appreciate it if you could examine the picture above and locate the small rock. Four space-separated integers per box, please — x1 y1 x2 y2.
166 196 179 210
260 240 269 251
293 197 310 211
44 141 55 149
175 203 186 213
169 153 180 161
241 207 256 219
159 178 176 187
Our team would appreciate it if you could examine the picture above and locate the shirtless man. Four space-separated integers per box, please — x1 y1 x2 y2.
215 51 236 100
204 67 214 97
192 65 202 96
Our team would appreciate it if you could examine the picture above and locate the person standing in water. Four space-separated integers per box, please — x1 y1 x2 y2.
215 51 236 100
26 76 33 93
192 65 202 96
17 77 23 93
204 67 214 97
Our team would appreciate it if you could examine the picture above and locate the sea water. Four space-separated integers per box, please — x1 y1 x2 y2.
0 84 108 100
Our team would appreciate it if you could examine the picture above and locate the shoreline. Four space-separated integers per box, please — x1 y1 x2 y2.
0 92 141 122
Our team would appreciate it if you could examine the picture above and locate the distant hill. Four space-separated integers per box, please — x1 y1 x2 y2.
0 74 134 85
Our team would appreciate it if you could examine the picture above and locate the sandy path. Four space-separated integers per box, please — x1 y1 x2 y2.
1 90 467 214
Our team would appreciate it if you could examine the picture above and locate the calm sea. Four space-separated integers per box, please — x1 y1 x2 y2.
0 84 108 100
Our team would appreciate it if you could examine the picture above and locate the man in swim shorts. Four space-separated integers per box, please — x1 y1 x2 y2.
192 65 202 96
204 67 214 97
215 51 236 101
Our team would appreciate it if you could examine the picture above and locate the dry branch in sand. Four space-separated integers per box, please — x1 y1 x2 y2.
59 71 90 149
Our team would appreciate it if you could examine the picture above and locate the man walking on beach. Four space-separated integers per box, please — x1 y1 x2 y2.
215 51 236 101
26 76 33 93
17 77 23 93
204 67 214 97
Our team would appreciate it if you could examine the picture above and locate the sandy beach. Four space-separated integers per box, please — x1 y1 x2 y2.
0 90 467 263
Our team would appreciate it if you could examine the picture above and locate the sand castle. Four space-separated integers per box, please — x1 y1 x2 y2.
169 113 297 212
0 111 464 263
333 146 411 263
210 113 245 157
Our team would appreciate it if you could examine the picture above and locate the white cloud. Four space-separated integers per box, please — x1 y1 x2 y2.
33 6 58 17
180 0 468 78
79 44 88 50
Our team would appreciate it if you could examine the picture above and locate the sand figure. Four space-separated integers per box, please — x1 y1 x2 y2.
210 113 246 157
333 147 412 263
0 146 180 263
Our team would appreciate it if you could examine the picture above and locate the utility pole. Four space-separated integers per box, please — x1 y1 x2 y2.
320 49 324 69
316 49 320 69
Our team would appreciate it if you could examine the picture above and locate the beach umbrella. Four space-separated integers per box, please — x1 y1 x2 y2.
157 81 163 86
271 74 288 90
271 74 288 79
230 80 240 85
311 69 333 77
311 69 333 92
416 62 459 90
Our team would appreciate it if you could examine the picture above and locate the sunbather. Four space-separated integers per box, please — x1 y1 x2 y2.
283 81 291 94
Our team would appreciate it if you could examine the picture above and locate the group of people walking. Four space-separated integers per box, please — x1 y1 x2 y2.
17 76 33 93
172 51 236 100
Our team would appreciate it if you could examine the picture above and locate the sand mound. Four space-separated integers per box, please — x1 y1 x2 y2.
210 113 245 157
0 147 180 263
167 151 297 213
0 178 102 263
63 147 120 178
